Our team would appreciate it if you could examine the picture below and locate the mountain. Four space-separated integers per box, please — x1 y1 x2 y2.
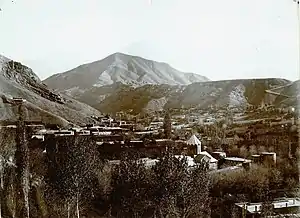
44 52 209 92
92 78 291 114
274 80 299 107
43 52 293 115
0 55 101 126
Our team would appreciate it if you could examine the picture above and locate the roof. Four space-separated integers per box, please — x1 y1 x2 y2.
31 135 44 140
174 155 197 167
235 198 300 214
212 151 226 154
134 130 158 135
108 158 159 168
260 152 276 155
194 154 211 163
225 157 252 163
252 154 260 157
155 139 172 142
186 134 201 145
194 151 218 163
92 131 112 136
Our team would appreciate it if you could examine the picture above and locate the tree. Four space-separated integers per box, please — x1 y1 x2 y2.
151 153 211 218
15 104 30 218
176 165 211 218
163 111 171 139
46 135 101 217
210 165 282 217
110 152 151 217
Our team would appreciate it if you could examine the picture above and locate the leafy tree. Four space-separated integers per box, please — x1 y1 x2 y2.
110 152 152 217
163 111 171 139
151 153 211 218
46 135 101 217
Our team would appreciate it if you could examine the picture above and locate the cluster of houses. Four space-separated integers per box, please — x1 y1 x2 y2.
0 94 298 218
29 116 277 175
1 112 281 175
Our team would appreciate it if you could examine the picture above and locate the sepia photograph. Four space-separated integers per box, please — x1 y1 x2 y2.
0 0 299 217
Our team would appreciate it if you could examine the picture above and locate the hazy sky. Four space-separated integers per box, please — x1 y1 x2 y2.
0 0 299 81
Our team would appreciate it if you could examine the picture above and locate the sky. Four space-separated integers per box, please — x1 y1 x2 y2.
0 0 299 81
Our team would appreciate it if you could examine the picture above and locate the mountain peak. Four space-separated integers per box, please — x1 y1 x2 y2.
110 52 171 66
44 53 209 91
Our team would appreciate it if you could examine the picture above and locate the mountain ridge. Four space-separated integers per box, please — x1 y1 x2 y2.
44 52 210 91
0 54 101 126
42 52 295 115
91 78 292 114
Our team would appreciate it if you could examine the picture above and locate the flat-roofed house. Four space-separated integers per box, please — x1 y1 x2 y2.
234 198 300 218
223 157 252 167
194 151 218 170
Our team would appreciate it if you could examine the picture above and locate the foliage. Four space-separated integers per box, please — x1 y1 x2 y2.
110 152 151 217
108 151 211 218
45 135 101 216
97 84 173 115
151 153 211 218
163 111 172 139
0 122 298 217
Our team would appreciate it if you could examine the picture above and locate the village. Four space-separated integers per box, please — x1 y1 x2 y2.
0 99 298 217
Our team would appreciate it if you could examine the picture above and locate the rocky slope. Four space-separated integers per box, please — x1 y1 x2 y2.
0 55 101 126
274 80 299 107
44 52 209 93
92 78 291 114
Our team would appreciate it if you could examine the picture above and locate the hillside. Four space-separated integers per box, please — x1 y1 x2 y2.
93 78 291 114
0 55 101 126
44 52 209 93
274 80 299 107
93 83 181 114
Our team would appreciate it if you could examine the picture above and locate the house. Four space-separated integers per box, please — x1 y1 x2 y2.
139 158 159 168
31 134 44 141
250 152 276 165
108 158 159 169
203 117 216 125
212 151 227 160
174 155 197 168
134 130 159 136
12 97 26 103
234 198 300 218
223 157 252 167
251 154 261 163
128 140 144 148
260 152 276 165
194 151 218 170
54 130 75 137
209 165 243 175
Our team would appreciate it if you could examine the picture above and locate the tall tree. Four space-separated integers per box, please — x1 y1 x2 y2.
46 135 100 217
15 103 30 218
151 153 211 218
163 110 171 139
110 152 151 217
